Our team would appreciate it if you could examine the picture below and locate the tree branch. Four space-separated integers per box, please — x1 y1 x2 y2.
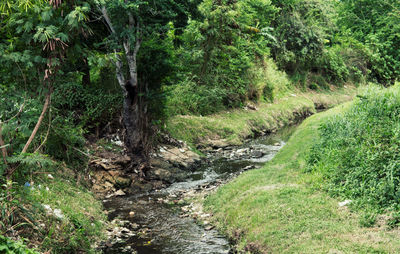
124 13 141 87
100 5 128 94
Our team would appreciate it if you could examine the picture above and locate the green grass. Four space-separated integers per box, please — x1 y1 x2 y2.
166 86 357 147
308 85 400 213
204 102 400 253
18 169 106 253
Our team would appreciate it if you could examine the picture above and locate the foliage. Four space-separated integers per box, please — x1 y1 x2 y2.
0 235 39 254
52 81 122 129
0 181 26 235
165 0 280 115
337 0 400 84
307 85 400 212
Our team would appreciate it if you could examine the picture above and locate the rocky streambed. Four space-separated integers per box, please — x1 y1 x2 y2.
96 124 299 254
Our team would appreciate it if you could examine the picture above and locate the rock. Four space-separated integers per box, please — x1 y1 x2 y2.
236 148 249 154
242 165 255 171
274 142 280 146
246 102 258 111
251 151 264 158
154 168 172 180
104 181 114 188
108 170 121 177
114 190 126 196
204 225 215 231
206 139 229 149
115 176 132 188
338 200 352 207
53 209 65 219
113 155 130 166
150 158 173 170
48 174 54 179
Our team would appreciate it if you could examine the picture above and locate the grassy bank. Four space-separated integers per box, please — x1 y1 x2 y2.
1 167 106 253
204 101 400 253
166 86 356 148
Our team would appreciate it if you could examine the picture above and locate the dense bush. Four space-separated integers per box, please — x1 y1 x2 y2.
52 81 122 130
164 0 286 115
307 85 400 211
337 0 400 84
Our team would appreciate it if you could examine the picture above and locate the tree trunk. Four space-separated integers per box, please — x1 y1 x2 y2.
101 6 148 174
122 89 146 166
21 90 51 154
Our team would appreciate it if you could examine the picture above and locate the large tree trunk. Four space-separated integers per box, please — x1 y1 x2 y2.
101 6 148 174
122 86 146 164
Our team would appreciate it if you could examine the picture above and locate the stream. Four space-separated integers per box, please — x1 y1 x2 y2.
101 124 299 254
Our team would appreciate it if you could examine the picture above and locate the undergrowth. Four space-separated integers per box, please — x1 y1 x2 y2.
307 84 400 213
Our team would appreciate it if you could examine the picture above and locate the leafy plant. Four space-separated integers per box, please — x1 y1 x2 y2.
359 212 377 228
0 235 39 254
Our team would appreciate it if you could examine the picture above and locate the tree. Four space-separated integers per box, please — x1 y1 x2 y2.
98 0 191 174
0 0 93 177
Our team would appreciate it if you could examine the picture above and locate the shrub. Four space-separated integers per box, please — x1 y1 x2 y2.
307 85 400 212
52 81 122 130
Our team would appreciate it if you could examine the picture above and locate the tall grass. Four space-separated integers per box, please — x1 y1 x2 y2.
308 84 400 212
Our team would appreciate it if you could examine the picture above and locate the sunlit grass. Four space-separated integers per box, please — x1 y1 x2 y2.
205 102 400 253
166 86 357 147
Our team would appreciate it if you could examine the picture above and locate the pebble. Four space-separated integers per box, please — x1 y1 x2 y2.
338 200 352 207
204 225 215 231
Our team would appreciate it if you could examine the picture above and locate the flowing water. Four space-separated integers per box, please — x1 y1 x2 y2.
102 124 298 254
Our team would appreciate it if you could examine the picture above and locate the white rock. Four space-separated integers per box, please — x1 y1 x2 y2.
338 200 352 207
43 204 52 213
114 190 126 196
112 139 123 146
53 209 64 219
47 174 54 179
